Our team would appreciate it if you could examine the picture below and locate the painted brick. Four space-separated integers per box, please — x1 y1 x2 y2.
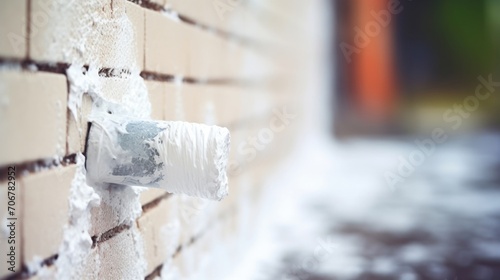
30 0 144 69
88 186 141 237
0 71 67 166
0 0 27 59
0 180 22 278
146 80 166 120
138 197 180 275
100 77 132 103
223 40 245 78
22 165 76 262
145 9 191 75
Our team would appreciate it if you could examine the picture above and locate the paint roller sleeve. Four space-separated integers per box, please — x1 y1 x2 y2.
85 114 231 201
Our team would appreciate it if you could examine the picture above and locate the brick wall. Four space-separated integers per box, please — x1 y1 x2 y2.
0 0 308 279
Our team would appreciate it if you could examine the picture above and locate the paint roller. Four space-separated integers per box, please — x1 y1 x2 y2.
85 114 230 201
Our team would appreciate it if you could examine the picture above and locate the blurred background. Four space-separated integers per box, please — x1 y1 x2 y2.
232 1 500 280
334 0 500 136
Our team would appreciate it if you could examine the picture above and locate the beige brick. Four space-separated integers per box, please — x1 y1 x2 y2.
124 1 145 70
183 24 246 80
0 0 27 59
0 180 22 278
250 88 274 117
30 0 144 69
138 197 180 275
22 165 76 262
146 81 165 120
165 83 208 123
140 188 168 206
186 28 224 79
178 84 212 124
67 94 93 154
210 86 244 126
145 10 248 80
164 82 183 121
164 84 243 126
95 229 146 279
168 0 232 31
145 9 191 75
168 0 275 45
223 41 245 78
0 71 67 166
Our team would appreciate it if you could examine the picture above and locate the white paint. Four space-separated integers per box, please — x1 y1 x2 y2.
54 154 100 279
86 113 231 201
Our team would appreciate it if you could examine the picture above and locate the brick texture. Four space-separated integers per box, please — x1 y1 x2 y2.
0 71 67 166
30 0 144 68
138 197 180 275
145 9 190 75
146 80 166 120
22 165 76 262
0 0 27 59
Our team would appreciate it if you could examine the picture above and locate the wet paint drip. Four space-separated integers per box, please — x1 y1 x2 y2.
86 113 231 201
